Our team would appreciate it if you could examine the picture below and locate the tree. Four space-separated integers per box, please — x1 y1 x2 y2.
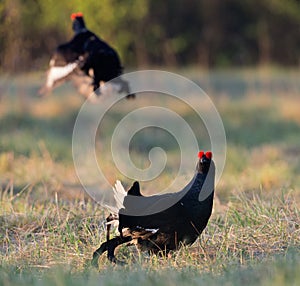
1 0 300 72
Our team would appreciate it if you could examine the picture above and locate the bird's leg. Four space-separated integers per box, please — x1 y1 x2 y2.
91 213 116 267
118 79 130 94
107 236 132 264
121 80 135 99
91 241 108 267
91 236 132 267
106 223 111 241
90 68 102 95
106 213 115 241
92 81 101 95
111 78 135 99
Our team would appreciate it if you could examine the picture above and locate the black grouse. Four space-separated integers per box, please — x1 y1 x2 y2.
92 151 215 266
40 12 134 99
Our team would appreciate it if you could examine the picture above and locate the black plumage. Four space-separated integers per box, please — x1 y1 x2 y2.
40 12 134 98
92 151 215 266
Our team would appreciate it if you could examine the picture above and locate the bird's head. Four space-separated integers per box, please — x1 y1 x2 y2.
197 151 213 174
70 12 87 34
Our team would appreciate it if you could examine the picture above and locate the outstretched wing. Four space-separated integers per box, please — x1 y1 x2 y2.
39 47 80 95
44 62 78 92
39 42 93 96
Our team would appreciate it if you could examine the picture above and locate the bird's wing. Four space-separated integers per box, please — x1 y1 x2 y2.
121 176 197 216
39 43 84 96
46 62 78 87
39 60 78 95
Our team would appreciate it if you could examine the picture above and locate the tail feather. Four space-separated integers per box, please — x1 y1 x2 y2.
113 180 126 211
103 180 126 214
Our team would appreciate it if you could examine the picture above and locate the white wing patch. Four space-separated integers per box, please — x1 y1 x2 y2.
144 228 159 234
46 62 78 88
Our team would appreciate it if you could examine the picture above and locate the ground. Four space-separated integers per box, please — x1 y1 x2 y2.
0 68 299 285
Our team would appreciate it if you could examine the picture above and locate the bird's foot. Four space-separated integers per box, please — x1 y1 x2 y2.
116 80 135 99
126 93 136 99
91 242 107 268
91 255 100 268
108 255 127 266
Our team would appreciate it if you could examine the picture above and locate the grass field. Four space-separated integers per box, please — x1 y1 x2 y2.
0 69 300 285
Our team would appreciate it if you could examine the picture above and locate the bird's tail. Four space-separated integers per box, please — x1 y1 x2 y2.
113 180 126 211
103 180 126 214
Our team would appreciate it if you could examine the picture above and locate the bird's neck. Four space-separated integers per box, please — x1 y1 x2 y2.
197 168 215 202
191 172 207 192
74 28 88 35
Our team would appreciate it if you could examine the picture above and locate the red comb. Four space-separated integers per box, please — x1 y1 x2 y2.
205 151 212 159
71 12 83 20
198 151 204 158
71 13 77 20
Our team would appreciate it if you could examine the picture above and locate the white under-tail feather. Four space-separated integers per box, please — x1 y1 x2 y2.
112 180 127 211
46 62 78 88
103 180 127 214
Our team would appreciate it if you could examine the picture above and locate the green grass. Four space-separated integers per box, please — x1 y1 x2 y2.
1 251 300 286
0 70 300 285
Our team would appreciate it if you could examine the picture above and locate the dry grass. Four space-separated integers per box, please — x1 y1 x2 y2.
0 69 300 285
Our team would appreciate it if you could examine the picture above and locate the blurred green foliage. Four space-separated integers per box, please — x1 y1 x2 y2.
1 0 300 71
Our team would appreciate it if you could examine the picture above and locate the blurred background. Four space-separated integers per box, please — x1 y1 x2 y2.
2 0 300 71
0 0 300 280
1 0 300 196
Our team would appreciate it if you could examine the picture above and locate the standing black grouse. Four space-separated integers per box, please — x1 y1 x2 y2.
92 151 215 266
40 12 134 99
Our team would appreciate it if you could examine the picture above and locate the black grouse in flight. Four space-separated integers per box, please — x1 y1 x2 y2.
40 12 134 99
